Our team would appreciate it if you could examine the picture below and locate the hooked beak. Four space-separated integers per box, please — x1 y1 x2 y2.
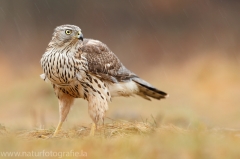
77 32 84 41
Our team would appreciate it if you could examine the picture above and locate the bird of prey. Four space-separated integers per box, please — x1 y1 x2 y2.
40 24 168 136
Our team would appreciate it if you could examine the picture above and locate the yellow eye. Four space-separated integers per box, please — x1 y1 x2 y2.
65 29 72 35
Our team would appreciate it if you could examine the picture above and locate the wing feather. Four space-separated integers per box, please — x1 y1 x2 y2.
79 39 137 83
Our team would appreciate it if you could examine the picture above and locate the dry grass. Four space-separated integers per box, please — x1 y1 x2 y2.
1 121 240 159
13 120 156 139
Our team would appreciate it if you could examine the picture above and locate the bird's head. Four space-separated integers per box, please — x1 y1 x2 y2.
50 24 84 47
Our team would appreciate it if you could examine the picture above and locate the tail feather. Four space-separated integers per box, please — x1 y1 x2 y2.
133 78 168 100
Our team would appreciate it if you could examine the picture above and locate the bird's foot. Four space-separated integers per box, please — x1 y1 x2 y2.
38 135 50 139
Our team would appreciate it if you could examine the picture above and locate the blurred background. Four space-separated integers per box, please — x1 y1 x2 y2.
0 0 240 130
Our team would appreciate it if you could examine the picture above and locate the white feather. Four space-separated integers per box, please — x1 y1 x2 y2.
40 73 51 83
87 40 101 45
108 81 139 97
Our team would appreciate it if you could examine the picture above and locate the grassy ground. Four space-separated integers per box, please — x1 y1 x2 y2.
1 120 240 159
0 54 240 158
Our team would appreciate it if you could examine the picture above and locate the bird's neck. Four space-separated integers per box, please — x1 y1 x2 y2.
46 39 82 54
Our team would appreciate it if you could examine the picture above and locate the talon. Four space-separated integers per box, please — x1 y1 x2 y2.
39 135 49 139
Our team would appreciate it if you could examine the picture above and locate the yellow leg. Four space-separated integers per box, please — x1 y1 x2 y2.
89 123 96 136
52 92 74 137
53 122 63 137
38 122 62 139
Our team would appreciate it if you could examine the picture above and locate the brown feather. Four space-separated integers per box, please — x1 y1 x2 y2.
133 78 168 100
79 39 137 83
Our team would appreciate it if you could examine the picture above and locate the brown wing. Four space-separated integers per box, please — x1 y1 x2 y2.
79 39 137 83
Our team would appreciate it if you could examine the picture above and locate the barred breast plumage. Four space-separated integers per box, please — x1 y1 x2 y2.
41 44 84 98
41 39 110 102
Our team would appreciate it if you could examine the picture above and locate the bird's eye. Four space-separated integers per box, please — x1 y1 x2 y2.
65 29 72 35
